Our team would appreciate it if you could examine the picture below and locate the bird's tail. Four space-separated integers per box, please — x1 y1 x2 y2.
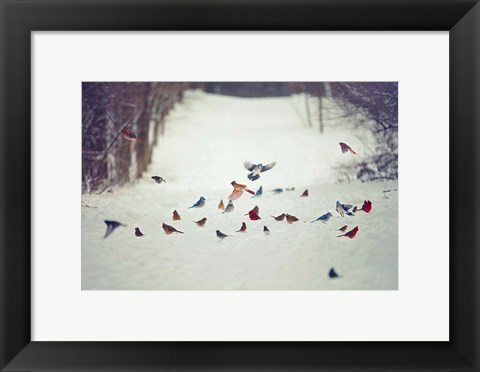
248 173 260 181
336 234 346 238
349 149 356 155
246 189 255 195
176 230 184 234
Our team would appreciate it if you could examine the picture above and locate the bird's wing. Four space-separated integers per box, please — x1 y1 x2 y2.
261 162 276 172
243 161 256 171
342 204 353 211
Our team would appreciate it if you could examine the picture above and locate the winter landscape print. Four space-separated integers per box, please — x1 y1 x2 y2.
82 82 398 290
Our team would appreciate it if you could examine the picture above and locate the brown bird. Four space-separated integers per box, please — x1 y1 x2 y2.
245 205 259 216
300 189 309 197
162 223 184 235
134 227 145 237
285 214 299 224
338 225 348 232
172 210 181 221
271 213 286 221
352 206 358 213
193 217 207 227
218 199 225 210
236 222 247 233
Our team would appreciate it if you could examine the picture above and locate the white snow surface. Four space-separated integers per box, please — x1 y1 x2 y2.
82 91 398 290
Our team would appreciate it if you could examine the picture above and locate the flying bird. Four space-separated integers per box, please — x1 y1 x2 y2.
222 200 234 214
193 217 207 227
216 230 230 239
271 213 286 221
336 200 354 217
104 220 126 239
151 176 166 184
122 129 140 142
337 226 359 239
245 205 259 216
248 210 261 221
229 181 255 200
243 161 276 181
252 186 263 198
218 199 225 210
271 188 283 194
311 212 333 224
134 227 144 237
339 142 356 154
329 268 340 278
337 225 348 232
263 226 270 235
300 189 309 197
286 187 295 191
236 222 247 233
162 223 184 235
285 214 299 224
172 210 181 221
189 196 206 209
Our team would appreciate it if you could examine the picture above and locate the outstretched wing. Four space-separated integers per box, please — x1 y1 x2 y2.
261 162 276 172
342 203 353 211
243 161 256 171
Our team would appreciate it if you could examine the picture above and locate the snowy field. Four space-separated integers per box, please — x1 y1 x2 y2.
82 91 398 290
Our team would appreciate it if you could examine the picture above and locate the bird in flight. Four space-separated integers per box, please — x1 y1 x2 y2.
243 161 276 181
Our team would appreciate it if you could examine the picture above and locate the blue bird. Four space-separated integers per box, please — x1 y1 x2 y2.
189 196 206 209
222 200 234 214
311 212 333 223
336 200 354 217
252 186 263 198
271 188 283 194
329 268 340 278
243 161 276 181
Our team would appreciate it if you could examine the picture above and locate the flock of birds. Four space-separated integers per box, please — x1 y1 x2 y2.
102 138 371 279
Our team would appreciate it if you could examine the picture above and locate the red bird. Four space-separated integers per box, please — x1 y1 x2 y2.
245 205 259 216
360 200 372 213
248 210 261 220
339 142 356 155
229 181 255 201
337 226 359 239
122 129 141 142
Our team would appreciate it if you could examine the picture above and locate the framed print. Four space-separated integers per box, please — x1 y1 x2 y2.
1 0 479 371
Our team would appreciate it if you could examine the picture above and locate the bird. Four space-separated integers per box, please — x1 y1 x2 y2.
353 206 358 212
263 226 270 235
162 223 184 234
189 196 206 208
360 200 373 213
193 217 207 227
248 210 261 220
222 200 234 213
271 213 286 221
229 181 255 200
337 226 359 239
336 200 354 217
172 210 181 221
104 220 126 238
252 186 263 198
329 268 340 278
151 176 166 184
236 222 247 233
272 188 283 194
286 187 295 191
300 189 309 197
285 214 299 224
339 142 356 154
218 199 225 210
134 227 144 237
216 230 230 239
122 129 140 142
311 212 333 223
243 161 276 181
337 225 348 232
245 205 259 216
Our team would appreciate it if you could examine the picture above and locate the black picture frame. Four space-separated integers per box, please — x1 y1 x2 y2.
1 0 479 371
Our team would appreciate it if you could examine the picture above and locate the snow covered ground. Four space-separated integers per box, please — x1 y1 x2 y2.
82 90 398 290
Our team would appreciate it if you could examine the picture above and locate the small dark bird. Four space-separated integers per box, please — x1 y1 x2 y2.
263 226 270 235
236 222 247 233
339 142 356 154
285 214 299 224
151 176 166 184
338 225 348 232
252 186 263 198
271 213 286 221
300 189 309 197
172 210 181 221
134 227 144 237
193 217 207 227
286 187 295 191
216 230 230 239
329 268 340 278
162 223 184 235
353 206 358 212
122 129 140 142
337 226 359 239
218 199 225 210
104 220 126 238
245 205 259 216
272 188 283 194
243 161 276 181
